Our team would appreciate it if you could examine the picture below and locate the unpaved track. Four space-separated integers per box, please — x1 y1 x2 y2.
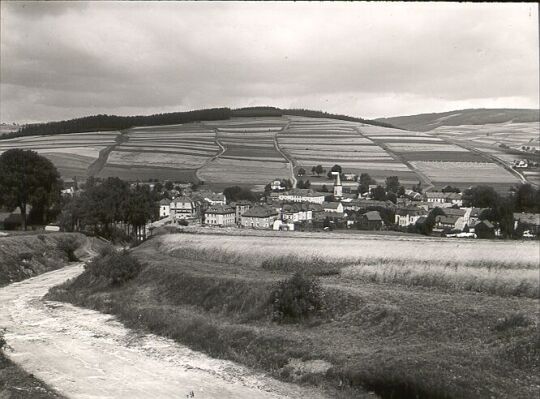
0 265 329 399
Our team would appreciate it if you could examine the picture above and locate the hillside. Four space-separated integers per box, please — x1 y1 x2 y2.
376 109 540 132
0 115 527 192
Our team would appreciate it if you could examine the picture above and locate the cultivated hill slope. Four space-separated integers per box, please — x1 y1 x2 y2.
376 108 539 132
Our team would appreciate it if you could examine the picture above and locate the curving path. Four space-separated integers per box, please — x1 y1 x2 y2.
274 121 297 188
0 265 329 399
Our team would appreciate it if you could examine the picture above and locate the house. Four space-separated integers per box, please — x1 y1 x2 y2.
357 211 383 230
170 196 198 220
278 189 325 204
513 212 540 236
425 192 463 207
273 219 295 231
203 193 226 205
270 180 285 191
231 200 252 225
342 199 393 212
159 199 171 218
241 206 279 229
313 211 347 229
404 189 422 201
434 215 463 232
204 205 236 227
323 201 344 213
395 208 428 227
343 173 358 182
474 220 495 239
464 207 485 228
280 203 313 222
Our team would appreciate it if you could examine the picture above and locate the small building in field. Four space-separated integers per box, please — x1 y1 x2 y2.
323 201 344 213
204 205 236 227
159 199 171 218
343 173 358 182
358 210 383 230
241 206 279 229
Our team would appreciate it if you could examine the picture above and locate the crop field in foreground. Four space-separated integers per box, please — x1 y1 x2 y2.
51 230 540 398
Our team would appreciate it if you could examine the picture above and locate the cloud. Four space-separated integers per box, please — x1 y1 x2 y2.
1 2 538 123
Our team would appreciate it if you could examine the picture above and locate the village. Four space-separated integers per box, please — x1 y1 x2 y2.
144 170 539 239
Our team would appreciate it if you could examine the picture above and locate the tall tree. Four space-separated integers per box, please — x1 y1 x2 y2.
0 149 61 230
385 176 400 194
359 173 376 194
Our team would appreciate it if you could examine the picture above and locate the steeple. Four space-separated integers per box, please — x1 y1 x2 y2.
332 172 342 199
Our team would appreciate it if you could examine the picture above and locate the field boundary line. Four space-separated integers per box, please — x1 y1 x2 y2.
87 130 129 178
195 124 226 183
354 126 434 192
274 120 297 188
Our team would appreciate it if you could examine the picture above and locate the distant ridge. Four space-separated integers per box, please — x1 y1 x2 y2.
2 107 395 140
376 108 540 131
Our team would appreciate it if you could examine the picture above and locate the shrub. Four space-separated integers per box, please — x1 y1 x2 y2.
178 219 189 226
271 272 325 322
495 312 533 332
18 252 33 262
86 251 142 285
56 236 79 261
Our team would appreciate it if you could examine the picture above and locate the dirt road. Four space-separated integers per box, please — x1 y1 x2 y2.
0 264 330 399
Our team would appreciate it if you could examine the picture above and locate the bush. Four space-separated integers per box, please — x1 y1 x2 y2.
86 250 142 285
271 272 325 322
495 312 533 332
56 236 79 261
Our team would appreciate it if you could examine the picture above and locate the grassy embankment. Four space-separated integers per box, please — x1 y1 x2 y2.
48 232 540 399
0 232 104 398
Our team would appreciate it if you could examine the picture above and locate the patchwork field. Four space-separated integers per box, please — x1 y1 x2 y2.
0 131 120 179
0 115 532 189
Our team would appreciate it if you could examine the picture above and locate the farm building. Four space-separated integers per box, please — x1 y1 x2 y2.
278 189 325 204
270 180 285 191
473 220 495 239
204 205 236 227
405 189 422 201
313 211 347 229
425 192 463 207
342 199 393 212
241 206 279 229
323 202 344 213
280 203 313 222
203 193 226 205
434 215 463 232
357 211 383 230
170 196 198 220
343 173 358 181
395 208 428 227
159 199 171 218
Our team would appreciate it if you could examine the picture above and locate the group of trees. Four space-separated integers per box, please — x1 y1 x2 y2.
0 149 62 229
60 177 157 241
296 179 311 189
223 186 257 202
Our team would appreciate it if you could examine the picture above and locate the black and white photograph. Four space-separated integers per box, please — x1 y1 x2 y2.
0 1 539 398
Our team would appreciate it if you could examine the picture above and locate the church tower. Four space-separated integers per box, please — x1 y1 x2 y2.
332 172 342 199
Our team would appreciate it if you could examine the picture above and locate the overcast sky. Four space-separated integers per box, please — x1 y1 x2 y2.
1 1 538 124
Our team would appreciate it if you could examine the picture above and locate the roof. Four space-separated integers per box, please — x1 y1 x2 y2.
435 215 460 224
232 199 253 206
513 212 540 226
159 199 170 205
205 193 225 201
206 205 235 215
395 207 427 216
242 206 278 218
172 196 193 203
425 192 462 200
442 208 466 217
281 189 325 197
323 202 342 209
475 220 494 229
362 211 382 221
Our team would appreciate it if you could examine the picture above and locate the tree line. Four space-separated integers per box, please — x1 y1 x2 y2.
4 107 397 140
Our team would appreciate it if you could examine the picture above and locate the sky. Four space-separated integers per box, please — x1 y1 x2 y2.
1 1 538 124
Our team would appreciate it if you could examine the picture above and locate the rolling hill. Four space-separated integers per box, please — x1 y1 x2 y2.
376 108 539 132
0 111 531 192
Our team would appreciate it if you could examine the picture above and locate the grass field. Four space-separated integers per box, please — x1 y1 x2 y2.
49 230 540 398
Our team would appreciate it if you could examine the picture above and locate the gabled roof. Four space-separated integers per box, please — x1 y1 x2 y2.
242 206 278 218
323 202 342 209
395 207 427 216
475 220 494 229
435 215 460 224
206 205 235 215
362 210 382 221
172 196 193 203
159 199 171 205
513 212 540 226
442 208 466 217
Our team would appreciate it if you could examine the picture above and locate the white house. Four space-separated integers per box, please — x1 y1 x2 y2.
278 189 325 204
204 205 236 227
425 192 463 207
159 199 171 218
323 201 344 213
241 206 279 229
394 208 428 227
204 193 226 205
170 196 197 220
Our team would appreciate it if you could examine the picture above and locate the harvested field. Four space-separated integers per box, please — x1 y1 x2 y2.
410 161 520 183
198 158 290 185
97 165 198 182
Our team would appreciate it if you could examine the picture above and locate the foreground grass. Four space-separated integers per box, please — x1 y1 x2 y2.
48 234 540 399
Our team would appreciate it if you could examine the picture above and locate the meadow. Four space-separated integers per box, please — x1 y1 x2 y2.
49 230 540 399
